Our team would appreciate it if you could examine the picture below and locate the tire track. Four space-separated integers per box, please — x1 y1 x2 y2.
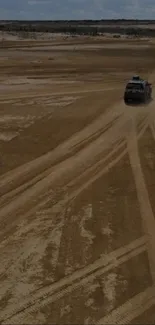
2 115 151 324
0 97 154 323
0 138 126 245
0 107 147 230
0 113 121 204
0 103 128 221
0 98 150 220
1 52 155 325
0 107 149 271
0 110 149 229
0 101 123 197
0 236 147 323
97 286 155 325
65 115 149 200
127 119 155 284
0 94 150 200
0 86 122 102
0 120 149 321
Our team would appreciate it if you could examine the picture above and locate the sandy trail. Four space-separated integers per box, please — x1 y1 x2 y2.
0 111 147 211
127 118 155 284
0 94 151 199
0 101 123 196
1 58 155 325
0 99 151 224
0 86 122 101
0 94 155 323
0 121 146 249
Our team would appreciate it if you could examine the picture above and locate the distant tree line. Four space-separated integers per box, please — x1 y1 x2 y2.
1 19 155 25
0 20 155 36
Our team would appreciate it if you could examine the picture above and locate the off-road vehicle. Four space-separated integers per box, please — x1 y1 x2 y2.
124 75 152 104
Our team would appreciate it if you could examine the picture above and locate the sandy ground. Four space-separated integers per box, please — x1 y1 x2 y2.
0 35 155 324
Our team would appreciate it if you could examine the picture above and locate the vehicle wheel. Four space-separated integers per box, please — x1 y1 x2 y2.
124 100 128 104
143 94 147 103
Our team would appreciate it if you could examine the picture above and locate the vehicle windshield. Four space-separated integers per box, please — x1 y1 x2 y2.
126 83 143 90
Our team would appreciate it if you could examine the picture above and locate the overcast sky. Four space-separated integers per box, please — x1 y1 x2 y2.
0 0 155 20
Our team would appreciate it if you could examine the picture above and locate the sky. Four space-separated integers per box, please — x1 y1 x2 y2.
0 0 155 20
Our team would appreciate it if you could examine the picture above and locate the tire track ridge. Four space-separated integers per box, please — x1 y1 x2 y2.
0 117 148 248
97 286 155 324
127 119 155 284
0 236 147 323
0 109 129 221
0 86 122 102
0 105 123 196
0 113 121 200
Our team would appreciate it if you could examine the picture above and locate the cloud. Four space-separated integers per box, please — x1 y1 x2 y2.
0 0 155 20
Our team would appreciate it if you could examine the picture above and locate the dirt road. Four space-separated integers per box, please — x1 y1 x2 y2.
1 36 155 324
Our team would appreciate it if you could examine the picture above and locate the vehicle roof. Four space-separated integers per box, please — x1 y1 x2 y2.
127 79 147 85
